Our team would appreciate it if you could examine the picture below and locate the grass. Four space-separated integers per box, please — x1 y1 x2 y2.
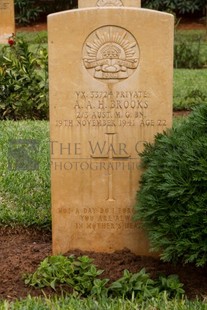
175 29 206 40
173 69 207 110
0 121 51 228
173 24 207 110
16 30 48 44
0 294 206 310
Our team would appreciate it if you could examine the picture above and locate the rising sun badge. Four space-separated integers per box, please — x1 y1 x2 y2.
83 26 140 83
96 0 124 6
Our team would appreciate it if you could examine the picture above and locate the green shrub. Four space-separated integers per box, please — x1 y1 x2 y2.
0 37 48 120
134 104 207 267
24 255 107 297
108 269 184 300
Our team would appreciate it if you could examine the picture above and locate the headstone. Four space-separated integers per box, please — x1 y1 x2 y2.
78 0 141 8
48 7 174 255
0 0 15 44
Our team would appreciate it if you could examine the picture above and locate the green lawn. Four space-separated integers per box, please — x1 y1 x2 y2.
173 69 207 110
0 293 206 310
0 121 50 228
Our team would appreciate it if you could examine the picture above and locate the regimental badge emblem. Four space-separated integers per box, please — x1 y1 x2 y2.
83 26 140 83
96 0 123 6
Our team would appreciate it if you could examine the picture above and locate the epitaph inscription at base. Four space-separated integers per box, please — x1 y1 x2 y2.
48 8 174 255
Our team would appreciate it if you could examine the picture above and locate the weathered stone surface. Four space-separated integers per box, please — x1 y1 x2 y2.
48 8 174 255
0 0 15 44
78 0 141 8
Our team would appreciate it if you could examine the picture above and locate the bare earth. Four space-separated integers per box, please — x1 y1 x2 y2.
0 227 206 301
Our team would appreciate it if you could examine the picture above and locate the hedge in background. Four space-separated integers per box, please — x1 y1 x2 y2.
142 0 206 15
15 0 206 25
134 104 207 267
15 0 77 25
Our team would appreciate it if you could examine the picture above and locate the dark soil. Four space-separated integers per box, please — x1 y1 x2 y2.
0 227 206 301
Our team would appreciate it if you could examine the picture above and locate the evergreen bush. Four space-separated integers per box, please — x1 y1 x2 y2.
134 104 207 267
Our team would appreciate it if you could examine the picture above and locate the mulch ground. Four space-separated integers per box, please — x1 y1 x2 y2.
0 227 206 301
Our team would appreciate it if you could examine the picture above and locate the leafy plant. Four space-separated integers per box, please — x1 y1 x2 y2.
156 275 185 298
108 269 184 300
24 255 107 297
0 37 48 120
24 255 185 300
108 268 158 300
134 104 207 267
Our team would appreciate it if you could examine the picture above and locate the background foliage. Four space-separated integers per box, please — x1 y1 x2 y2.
14 0 206 25
14 0 78 25
15 0 43 25
142 0 206 15
134 104 207 267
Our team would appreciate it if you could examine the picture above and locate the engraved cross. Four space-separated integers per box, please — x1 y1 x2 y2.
90 130 130 201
